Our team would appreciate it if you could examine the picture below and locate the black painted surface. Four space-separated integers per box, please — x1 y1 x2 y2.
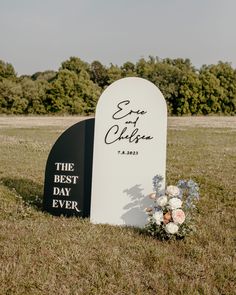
43 118 94 217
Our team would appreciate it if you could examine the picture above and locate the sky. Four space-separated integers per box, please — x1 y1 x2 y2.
0 0 236 75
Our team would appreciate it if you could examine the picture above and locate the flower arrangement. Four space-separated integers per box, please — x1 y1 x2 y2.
145 175 200 240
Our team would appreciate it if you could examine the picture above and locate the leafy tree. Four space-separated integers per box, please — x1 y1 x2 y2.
0 79 27 114
136 57 187 114
31 70 57 82
136 57 155 80
202 62 236 114
77 69 102 114
142 60 182 114
0 60 16 80
155 58 200 115
163 58 196 72
61 57 89 75
20 77 48 114
199 68 223 114
107 64 123 84
45 69 101 114
45 70 81 113
89 60 109 88
121 61 137 77
176 71 202 115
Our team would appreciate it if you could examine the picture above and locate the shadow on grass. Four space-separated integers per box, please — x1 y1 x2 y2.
1 177 43 210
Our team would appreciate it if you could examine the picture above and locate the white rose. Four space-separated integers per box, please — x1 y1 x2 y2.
149 192 156 200
166 185 180 197
168 197 182 210
172 209 185 224
156 195 168 207
153 210 163 225
165 222 179 234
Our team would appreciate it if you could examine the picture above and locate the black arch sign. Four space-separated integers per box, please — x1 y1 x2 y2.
43 118 94 217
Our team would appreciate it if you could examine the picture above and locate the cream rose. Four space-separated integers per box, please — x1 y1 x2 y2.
149 192 156 200
172 209 185 224
165 222 179 234
168 197 182 210
156 195 168 207
166 185 180 197
153 210 163 225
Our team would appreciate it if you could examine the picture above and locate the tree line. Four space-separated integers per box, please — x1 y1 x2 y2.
0 56 235 115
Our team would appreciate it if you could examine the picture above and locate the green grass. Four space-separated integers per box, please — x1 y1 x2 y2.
0 117 235 295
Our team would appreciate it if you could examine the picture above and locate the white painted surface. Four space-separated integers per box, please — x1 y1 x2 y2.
91 77 167 227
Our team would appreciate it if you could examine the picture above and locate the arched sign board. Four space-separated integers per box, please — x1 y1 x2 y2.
43 118 94 217
91 77 167 227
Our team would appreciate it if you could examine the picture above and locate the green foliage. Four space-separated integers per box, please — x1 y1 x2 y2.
89 60 109 88
199 69 223 114
45 69 101 114
200 62 236 114
121 61 137 77
107 64 123 84
0 59 16 80
0 57 235 115
0 79 27 114
31 70 57 82
60 56 89 75
20 77 48 114
176 71 202 115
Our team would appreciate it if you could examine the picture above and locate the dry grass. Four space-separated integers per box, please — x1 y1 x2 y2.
0 116 235 295
168 116 236 129
1 115 235 129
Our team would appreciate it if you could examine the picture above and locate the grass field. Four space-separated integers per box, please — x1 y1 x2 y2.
0 116 235 295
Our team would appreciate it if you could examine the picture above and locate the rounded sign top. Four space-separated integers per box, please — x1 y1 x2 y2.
95 77 167 116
